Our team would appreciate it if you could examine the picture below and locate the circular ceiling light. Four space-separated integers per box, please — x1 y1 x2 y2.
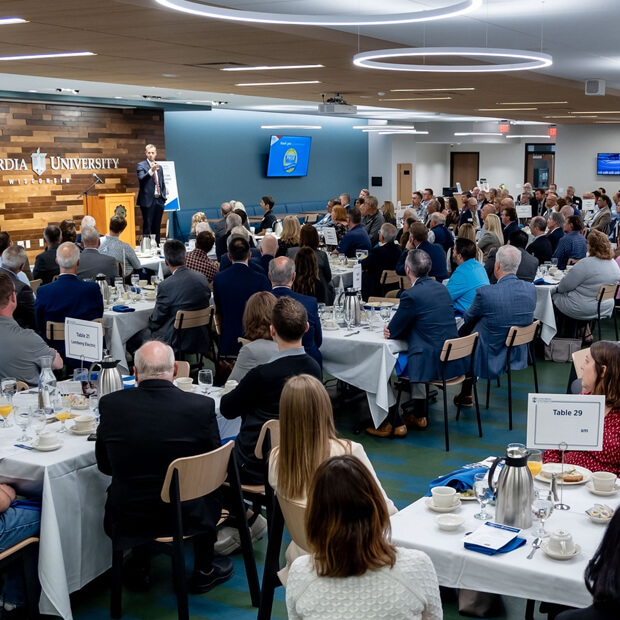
155 0 481 26
353 47 553 72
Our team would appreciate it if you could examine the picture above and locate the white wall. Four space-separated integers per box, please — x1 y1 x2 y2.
415 143 449 193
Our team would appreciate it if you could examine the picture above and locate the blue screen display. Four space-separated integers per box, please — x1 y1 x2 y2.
266 135 312 177
597 153 620 176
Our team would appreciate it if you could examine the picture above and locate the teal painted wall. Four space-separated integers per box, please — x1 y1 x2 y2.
164 108 368 209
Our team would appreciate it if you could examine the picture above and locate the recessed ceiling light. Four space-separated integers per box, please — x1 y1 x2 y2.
261 125 321 129
391 87 475 92
28 89 37 93
454 132 503 136
377 130 429 135
162 74 178 78
497 101 567 105
505 135 551 139
478 107 538 111
0 18 27 25
354 125 416 131
114 96 123 99
544 115 576 119
155 0 482 26
236 80 320 86
0 51 95 61
570 110 620 114
379 97 452 101
594 121 620 124
222 64 323 71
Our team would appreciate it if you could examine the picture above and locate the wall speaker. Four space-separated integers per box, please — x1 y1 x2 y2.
585 79 606 96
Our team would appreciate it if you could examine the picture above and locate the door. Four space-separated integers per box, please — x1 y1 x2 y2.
450 152 479 192
396 163 412 206
526 153 555 188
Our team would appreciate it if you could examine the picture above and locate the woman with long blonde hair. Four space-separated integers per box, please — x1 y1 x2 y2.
277 215 301 256
478 212 503 262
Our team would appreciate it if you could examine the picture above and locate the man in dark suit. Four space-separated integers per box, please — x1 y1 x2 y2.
361 223 402 299
76 226 118 283
396 222 449 282
531 187 546 217
212 202 232 240
218 227 263 272
546 211 565 252
33 225 62 284
136 144 167 244
455 245 536 406
526 216 553 265
35 242 103 361
485 230 538 283
368 249 464 438
0 245 35 330
220 297 322 485
96 341 232 593
257 234 277 274
429 212 454 253
268 256 322 366
501 204 520 243
213 236 271 357
215 212 242 261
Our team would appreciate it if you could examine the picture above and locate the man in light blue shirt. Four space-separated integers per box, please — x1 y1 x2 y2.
446 238 490 315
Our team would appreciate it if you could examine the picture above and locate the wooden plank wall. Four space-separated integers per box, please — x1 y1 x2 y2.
0 103 165 262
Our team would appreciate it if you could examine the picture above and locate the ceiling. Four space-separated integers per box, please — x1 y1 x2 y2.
0 0 618 125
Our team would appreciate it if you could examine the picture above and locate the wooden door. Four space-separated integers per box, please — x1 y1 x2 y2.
450 152 479 192
397 163 412 206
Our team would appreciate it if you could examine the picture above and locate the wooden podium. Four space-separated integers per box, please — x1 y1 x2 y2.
83 193 136 247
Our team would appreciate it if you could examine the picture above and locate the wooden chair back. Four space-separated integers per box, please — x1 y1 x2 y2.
254 419 280 459
16 381 29 392
175 361 190 378
160 441 233 503
174 307 212 330
380 270 400 286
367 297 399 306
505 320 540 347
572 347 589 380
305 214 318 224
30 279 42 294
238 337 251 347
440 333 478 363
276 494 309 553
47 318 104 341
213 313 223 336
597 284 619 303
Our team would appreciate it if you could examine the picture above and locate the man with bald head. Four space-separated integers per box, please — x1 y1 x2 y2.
35 242 103 360
96 341 231 593
459 197 479 227
213 202 232 240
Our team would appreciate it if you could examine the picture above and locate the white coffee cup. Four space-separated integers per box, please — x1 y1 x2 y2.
73 415 95 431
548 530 575 556
176 377 194 391
431 486 457 508
223 380 238 394
591 471 617 492
38 431 60 448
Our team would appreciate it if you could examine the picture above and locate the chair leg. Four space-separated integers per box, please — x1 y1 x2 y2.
614 310 619 341
472 379 483 438
21 543 41 620
532 347 539 394
171 538 189 620
507 366 513 431
442 379 449 452
257 502 285 620
598 315 602 341
485 379 491 409
111 548 123 620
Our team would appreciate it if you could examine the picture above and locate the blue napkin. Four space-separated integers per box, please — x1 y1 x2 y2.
464 536 526 556
112 305 135 313
394 352 409 377
427 466 488 496
534 278 553 286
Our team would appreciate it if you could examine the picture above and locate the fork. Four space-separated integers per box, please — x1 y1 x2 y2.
527 537 542 559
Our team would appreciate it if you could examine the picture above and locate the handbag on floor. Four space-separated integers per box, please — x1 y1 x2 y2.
458 589 504 618
543 337 581 363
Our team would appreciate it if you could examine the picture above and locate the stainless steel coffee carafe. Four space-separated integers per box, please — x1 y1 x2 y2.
89 353 123 397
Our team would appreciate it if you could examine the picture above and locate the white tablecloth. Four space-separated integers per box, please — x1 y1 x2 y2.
331 266 354 291
391 479 608 608
321 326 406 427
137 254 167 272
535 285 558 345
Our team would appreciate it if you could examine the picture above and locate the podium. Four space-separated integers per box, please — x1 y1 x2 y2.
83 193 136 247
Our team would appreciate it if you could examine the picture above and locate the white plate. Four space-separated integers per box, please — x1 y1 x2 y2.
586 482 620 496
70 427 96 436
536 464 592 486
425 497 462 513
34 442 63 452
541 542 581 561
322 324 340 331
457 492 478 501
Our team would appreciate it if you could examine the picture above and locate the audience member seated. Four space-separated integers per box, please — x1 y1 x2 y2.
330 205 349 245
0 272 63 385
213 236 271 357
314 198 334 230
269 375 397 579
228 292 278 383
77 226 118 283
256 195 277 235
258 234 278 274
0 232 31 285
553 215 587 270
526 216 553 265
445 197 460 231
369 249 464 438
277 216 301 257
269 257 322 366
212 202 232 240
188 211 207 240
429 212 454 253
286 455 442 620
552 230 620 338
220 297 322 486
398 216 416 250
76 214 96 248
459 197 479 227
35 242 103 361
478 212 502 262
33 225 62 284
545 341 620 475
333 207 371 258
360 223 401 300
381 200 396 226
501 205 520 244
485 230 538 283
96 341 232 594
446 238 490 316
454 245 536 407
293 248 327 304
99 216 141 277
1 246 35 329
185 230 219 284
589 194 612 233
215 212 242 261
219 226 262 272
59 219 79 248
546 211 565 253
396 222 448 282
360 195 385 246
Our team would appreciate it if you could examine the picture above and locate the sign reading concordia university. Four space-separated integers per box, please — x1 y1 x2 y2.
1 148 120 185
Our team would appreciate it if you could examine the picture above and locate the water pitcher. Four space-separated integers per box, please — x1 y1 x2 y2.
38 355 57 412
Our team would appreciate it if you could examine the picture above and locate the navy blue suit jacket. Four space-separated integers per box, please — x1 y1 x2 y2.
388 277 465 383
213 263 272 356
547 227 564 252
396 241 449 282
136 160 166 208
502 221 520 244
431 225 454 253
271 287 322 366
219 248 263 273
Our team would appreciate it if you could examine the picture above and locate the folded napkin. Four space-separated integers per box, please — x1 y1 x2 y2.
464 536 526 556
427 466 488 496
534 278 554 286
112 305 135 313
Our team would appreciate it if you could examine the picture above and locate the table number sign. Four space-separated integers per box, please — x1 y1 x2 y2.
322 227 338 246
526 393 605 451
516 204 532 219
353 263 362 290
581 198 595 214
65 318 104 363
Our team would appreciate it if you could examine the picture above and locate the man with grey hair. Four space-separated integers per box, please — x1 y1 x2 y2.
215 212 243 260
369 249 464 438
526 216 553 265
428 212 454 254
546 210 565 252
361 223 401 299
360 195 385 246
77 226 118 282
1 245 35 329
96 340 232 594
213 202 232 240
35 241 103 360
268 256 322 366
77 215 97 248
454 244 536 408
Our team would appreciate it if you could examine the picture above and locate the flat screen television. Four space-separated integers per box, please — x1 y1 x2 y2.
266 135 311 177
597 153 620 176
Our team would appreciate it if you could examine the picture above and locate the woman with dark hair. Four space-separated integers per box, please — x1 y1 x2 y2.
544 340 620 474
399 217 416 250
286 455 441 620
445 196 460 230
292 247 327 303
59 219 78 245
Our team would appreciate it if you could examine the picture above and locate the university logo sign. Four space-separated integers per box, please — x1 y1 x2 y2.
31 148 47 176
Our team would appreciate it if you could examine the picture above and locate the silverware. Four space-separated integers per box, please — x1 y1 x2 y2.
343 330 360 337
527 537 542 559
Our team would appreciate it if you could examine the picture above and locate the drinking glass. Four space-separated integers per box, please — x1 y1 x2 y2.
531 490 554 538
31 409 47 438
89 396 99 426
550 258 558 268
527 449 543 478
473 473 492 520
14 408 32 442
380 306 392 327
1 377 17 403
355 250 363 261
360 249 369 260
131 274 140 289
317 303 326 323
198 370 213 394
0 394 12 428
338 253 346 266
343 302 354 331
55 409 71 433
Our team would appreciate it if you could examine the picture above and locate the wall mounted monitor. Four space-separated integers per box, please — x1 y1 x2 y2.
597 153 620 176
266 135 311 177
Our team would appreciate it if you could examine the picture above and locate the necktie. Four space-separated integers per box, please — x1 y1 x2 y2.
153 164 160 197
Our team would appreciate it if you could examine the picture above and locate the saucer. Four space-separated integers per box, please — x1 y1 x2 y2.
70 426 96 436
34 441 62 452
541 542 581 561
425 497 461 513
586 482 619 496
322 323 340 331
